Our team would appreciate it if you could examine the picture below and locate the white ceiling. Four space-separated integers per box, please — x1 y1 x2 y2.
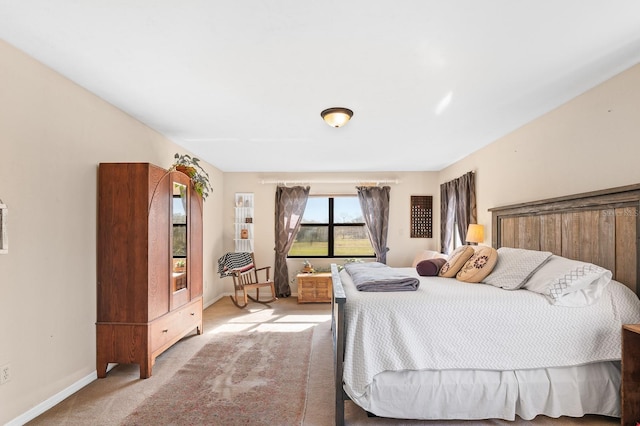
2 1 640 172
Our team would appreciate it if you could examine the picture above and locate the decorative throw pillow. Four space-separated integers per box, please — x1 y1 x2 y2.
438 245 475 278
416 258 447 276
411 250 447 267
523 255 612 307
456 246 498 283
233 263 255 274
482 247 552 290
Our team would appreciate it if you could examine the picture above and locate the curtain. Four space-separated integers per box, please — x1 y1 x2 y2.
357 186 391 264
440 171 476 254
440 182 456 254
274 185 310 297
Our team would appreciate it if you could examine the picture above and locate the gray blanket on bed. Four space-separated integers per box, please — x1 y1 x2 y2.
344 262 420 292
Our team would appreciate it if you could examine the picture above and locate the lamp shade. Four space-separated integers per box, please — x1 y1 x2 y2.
321 107 353 127
466 224 484 244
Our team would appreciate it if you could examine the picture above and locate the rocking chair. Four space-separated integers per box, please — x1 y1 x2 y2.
228 253 277 309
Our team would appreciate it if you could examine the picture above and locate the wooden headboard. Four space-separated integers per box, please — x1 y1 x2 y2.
490 184 640 295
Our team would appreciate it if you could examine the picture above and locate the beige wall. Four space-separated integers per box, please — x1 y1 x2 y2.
0 40 225 424
1 36 639 425
440 62 640 244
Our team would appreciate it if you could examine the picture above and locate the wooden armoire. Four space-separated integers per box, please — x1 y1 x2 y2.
96 163 203 379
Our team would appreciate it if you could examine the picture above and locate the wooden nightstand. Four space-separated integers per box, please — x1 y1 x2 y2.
622 324 640 426
297 273 332 303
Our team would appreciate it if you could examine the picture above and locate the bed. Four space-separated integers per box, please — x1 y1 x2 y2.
331 184 640 425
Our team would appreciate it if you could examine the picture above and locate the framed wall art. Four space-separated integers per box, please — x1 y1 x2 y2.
410 195 432 238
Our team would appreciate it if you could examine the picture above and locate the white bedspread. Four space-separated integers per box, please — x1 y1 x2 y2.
341 268 640 400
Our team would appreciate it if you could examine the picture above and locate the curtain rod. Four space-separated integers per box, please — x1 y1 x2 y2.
259 179 401 186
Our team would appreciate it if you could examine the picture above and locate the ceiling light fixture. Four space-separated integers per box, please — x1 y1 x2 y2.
321 107 353 128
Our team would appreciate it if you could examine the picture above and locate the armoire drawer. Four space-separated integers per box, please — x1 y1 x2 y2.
150 298 203 351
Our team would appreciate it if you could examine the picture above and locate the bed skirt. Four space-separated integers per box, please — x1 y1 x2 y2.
348 361 621 421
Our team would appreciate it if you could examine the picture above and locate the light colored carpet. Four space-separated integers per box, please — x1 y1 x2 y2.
27 297 618 426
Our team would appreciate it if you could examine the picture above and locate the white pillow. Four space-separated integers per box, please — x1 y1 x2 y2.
482 247 552 290
523 255 612 307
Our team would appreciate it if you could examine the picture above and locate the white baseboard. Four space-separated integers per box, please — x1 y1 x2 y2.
5 364 116 426
8 293 252 425
204 293 229 309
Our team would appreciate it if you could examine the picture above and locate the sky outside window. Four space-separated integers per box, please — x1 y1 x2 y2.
302 197 363 223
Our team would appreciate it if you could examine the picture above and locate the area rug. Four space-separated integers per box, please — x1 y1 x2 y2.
122 328 314 426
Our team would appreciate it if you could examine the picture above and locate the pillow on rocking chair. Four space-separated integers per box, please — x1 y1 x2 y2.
233 263 254 274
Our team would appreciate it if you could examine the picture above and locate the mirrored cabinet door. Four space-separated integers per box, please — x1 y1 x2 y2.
172 181 188 293
170 172 191 310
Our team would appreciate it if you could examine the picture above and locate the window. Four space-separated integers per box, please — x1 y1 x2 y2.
448 222 462 253
443 191 463 254
288 196 375 258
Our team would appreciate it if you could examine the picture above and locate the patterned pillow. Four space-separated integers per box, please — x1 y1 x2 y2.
482 247 552 290
416 258 447 276
438 245 475 278
456 246 498 283
523 255 612 306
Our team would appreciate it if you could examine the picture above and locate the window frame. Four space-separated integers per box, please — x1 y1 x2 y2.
287 196 376 259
